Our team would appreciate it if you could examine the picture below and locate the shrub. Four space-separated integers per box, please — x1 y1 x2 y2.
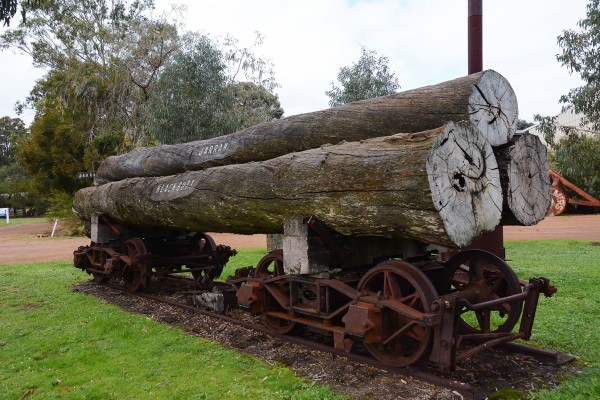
46 191 84 236
551 134 600 200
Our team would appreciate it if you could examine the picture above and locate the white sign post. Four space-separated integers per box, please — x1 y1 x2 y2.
0 208 9 224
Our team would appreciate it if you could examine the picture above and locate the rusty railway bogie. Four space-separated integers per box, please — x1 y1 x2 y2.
74 218 555 373
232 246 555 372
74 232 236 291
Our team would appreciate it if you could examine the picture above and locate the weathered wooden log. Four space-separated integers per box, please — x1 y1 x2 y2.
494 133 551 225
75 122 501 248
95 70 517 184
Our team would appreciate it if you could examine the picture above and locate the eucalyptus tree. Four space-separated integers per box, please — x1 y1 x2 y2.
0 0 43 26
554 0 600 132
535 0 600 144
0 0 17 25
326 46 400 107
0 116 32 212
533 0 600 201
144 32 282 144
0 116 26 166
1 0 179 148
2 0 283 206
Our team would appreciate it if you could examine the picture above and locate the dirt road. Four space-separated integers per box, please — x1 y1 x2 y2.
503 214 600 241
1 214 599 265
0 222 266 265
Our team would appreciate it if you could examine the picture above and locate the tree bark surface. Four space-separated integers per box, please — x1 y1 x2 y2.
76 122 501 248
95 70 517 184
494 134 551 225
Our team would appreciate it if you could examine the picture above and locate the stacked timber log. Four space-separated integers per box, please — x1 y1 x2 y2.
74 70 551 250
94 70 517 184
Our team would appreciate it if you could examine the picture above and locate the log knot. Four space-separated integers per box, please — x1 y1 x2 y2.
426 121 502 247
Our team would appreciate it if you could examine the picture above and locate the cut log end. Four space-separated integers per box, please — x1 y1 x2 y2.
426 121 502 247
468 70 518 147
504 134 551 225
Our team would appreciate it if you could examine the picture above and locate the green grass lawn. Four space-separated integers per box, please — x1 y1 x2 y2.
221 248 267 279
505 241 600 399
0 260 341 400
0 241 599 399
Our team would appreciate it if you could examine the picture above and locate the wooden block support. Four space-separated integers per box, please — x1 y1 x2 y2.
282 217 428 275
90 214 119 243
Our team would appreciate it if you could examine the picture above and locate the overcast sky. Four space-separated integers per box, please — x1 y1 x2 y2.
0 0 589 125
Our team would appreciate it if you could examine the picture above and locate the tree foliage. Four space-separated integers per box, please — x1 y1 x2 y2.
2 0 283 207
17 69 118 196
229 81 283 129
0 161 33 211
0 0 43 26
551 134 600 199
18 104 87 197
516 119 534 131
326 46 400 107
143 34 233 144
0 116 26 166
0 116 33 211
144 32 282 144
0 0 17 26
555 0 600 131
1 0 179 149
46 189 85 234
1 0 159 69
536 0 600 144
533 0 600 205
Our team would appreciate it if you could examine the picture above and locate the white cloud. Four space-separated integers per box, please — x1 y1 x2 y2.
155 0 588 121
0 0 589 124
0 50 41 124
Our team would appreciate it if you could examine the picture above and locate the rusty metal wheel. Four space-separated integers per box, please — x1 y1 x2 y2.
256 250 296 334
357 260 438 367
191 233 221 282
123 237 150 292
260 313 296 334
550 187 569 215
254 249 285 278
443 250 522 334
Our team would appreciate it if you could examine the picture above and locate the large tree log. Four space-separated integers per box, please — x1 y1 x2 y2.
95 70 517 184
494 133 551 225
75 122 501 248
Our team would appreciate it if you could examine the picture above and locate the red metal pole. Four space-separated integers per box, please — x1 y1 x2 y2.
466 0 505 259
468 0 483 74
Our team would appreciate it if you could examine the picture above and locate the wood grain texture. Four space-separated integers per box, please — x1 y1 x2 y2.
95 70 517 184
495 134 551 225
426 122 502 247
75 122 500 247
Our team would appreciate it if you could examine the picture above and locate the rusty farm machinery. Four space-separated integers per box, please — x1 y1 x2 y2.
549 169 600 216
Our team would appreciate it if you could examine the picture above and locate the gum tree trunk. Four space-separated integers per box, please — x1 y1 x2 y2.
95 70 518 184
75 122 501 248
